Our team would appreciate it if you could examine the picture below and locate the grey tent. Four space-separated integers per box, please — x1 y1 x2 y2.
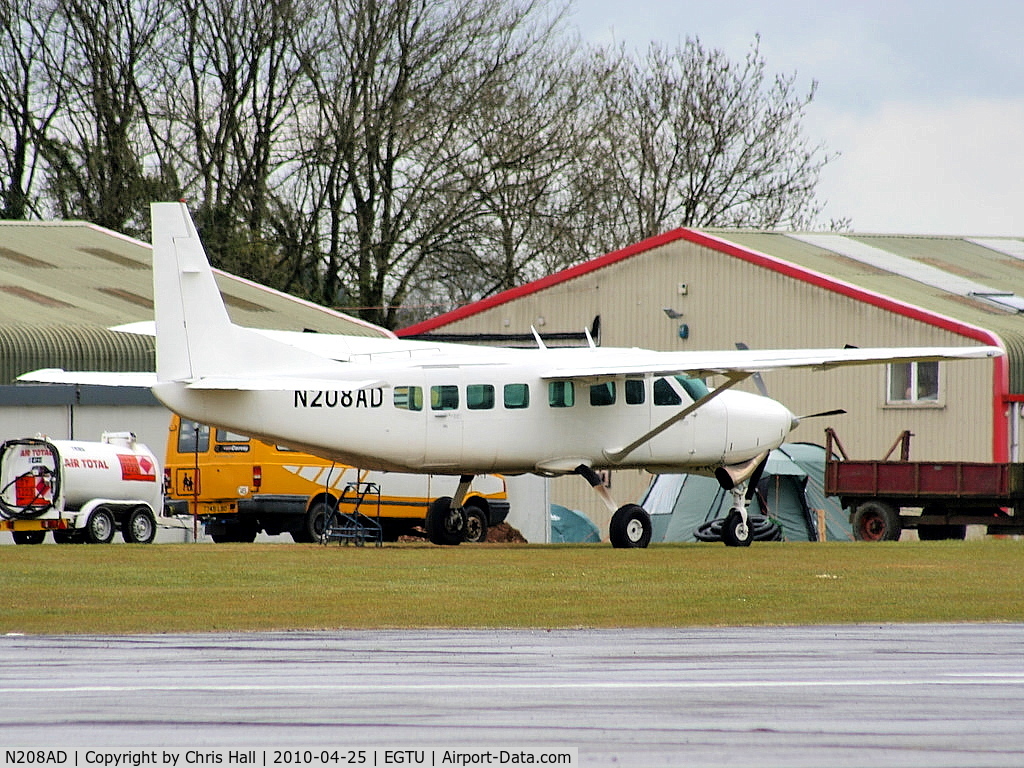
640 443 854 542
550 504 602 543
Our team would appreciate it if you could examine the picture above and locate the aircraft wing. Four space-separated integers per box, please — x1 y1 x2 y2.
183 375 387 391
541 345 1003 380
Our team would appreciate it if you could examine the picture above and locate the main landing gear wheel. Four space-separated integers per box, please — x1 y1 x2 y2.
425 496 467 546
721 509 753 547
609 504 652 548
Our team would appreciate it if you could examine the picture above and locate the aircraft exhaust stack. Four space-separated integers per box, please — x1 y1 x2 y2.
715 451 770 491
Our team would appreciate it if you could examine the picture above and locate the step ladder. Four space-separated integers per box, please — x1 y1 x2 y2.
321 481 383 547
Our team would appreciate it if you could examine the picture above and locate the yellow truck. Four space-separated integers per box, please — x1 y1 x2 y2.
163 415 509 543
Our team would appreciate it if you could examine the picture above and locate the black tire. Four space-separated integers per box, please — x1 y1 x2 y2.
721 509 753 547
852 501 901 542
85 507 115 544
463 502 488 543
12 530 46 545
123 507 157 544
609 504 652 548
293 501 331 542
425 496 466 545
918 524 967 541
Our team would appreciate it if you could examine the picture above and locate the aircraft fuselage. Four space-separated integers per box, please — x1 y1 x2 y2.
152 357 796 477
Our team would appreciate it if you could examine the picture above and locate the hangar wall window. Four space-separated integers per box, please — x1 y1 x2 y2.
548 381 575 408
887 362 940 404
504 383 530 409
394 386 423 411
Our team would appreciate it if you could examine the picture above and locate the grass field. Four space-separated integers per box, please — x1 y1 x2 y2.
3 540 1024 634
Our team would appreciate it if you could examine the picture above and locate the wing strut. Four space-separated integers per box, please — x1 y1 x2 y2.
603 372 751 464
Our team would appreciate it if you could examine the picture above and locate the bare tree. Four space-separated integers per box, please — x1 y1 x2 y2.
37 0 172 235
579 36 833 250
0 0 66 219
288 0 575 328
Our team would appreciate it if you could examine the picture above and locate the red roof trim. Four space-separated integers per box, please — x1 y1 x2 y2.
398 227 1009 460
396 229 688 336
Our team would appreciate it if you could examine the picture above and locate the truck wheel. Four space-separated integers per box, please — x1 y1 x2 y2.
12 530 46 545
295 501 332 543
464 502 488 543
86 507 116 544
123 507 157 544
852 501 901 542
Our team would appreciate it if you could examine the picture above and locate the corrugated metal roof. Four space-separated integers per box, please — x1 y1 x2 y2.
0 220 386 335
0 219 390 383
710 231 1024 391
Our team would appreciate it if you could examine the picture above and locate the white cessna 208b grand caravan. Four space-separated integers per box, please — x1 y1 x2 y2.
25 203 1002 547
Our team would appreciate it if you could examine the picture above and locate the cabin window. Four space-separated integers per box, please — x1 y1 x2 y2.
504 383 530 409
887 362 939 403
548 381 575 408
431 385 460 410
589 382 616 406
653 378 681 406
394 386 423 411
625 379 645 405
177 420 210 453
214 429 250 452
467 384 495 410
678 375 710 401
653 375 709 405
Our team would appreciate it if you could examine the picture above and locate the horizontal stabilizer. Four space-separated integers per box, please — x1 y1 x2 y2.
18 369 157 388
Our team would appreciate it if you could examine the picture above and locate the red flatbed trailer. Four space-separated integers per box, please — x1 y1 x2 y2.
824 429 1024 541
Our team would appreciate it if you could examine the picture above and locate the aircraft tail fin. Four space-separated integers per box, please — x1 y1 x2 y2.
150 202 334 384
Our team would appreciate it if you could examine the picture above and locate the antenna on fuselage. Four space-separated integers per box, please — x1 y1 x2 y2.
531 326 547 350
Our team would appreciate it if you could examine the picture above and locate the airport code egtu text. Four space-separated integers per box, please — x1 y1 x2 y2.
2 749 577 767
293 389 384 409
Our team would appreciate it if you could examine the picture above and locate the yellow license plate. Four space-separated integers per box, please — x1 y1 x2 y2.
196 501 236 515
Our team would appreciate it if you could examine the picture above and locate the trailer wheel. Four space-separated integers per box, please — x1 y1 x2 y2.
12 530 46 544
123 507 157 544
85 507 116 544
852 501 901 542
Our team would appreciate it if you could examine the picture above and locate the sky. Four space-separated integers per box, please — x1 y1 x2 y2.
569 0 1024 235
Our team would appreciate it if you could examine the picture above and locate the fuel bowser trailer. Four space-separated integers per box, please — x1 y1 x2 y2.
0 433 161 544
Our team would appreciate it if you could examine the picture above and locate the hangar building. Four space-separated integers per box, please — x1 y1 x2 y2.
399 230 1023 529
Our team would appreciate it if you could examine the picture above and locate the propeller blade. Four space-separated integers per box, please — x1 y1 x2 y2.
800 408 847 420
735 342 769 397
